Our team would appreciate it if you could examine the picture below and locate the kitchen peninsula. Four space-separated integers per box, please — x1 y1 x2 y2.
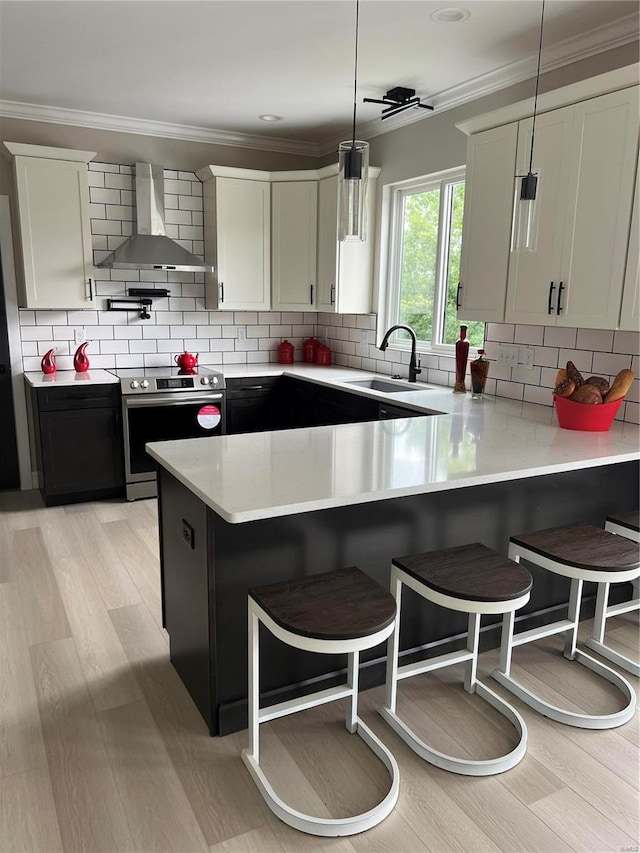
147 371 639 735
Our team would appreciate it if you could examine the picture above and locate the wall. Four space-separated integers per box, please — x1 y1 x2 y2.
6 41 640 426
317 313 639 425
17 161 316 372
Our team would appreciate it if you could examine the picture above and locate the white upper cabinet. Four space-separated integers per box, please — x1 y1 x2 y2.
457 123 518 322
198 167 271 311
316 168 379 314
507 87 638 329
619 156 639 332
271 180 318 311
504 105 575 325
5 143 96 310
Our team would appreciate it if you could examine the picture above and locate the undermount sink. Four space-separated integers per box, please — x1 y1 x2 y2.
346 378 427 393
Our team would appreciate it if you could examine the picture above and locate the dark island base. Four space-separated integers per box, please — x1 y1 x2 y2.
158 462 639 736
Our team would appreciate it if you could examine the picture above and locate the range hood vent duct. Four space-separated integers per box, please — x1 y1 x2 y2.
98 163 212 273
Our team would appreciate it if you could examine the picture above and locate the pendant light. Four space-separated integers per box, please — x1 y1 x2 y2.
338 0 369 242
512 0 546 253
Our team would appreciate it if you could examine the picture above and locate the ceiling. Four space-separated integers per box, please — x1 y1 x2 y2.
1 0 638 155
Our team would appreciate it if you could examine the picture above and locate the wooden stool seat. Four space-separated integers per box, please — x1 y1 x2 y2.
606 512 640 542
510 525 640 577
249 567 396 641
492 523 639 729
242 568 399 837
586 512 640 676
381 543 531 776
393 543 533 607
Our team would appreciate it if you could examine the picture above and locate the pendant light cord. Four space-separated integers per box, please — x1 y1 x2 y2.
351 0 360 146
528 0 546 176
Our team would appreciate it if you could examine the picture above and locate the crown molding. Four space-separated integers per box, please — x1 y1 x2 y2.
318 12 640 156
1 13 637 160
0 100 324 157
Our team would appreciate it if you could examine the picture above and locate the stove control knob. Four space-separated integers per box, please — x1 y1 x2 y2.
200 376 210 386
212 376 219 384
130 380 140 389
140 380 149 389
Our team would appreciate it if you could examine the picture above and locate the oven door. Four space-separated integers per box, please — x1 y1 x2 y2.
123 392 225 484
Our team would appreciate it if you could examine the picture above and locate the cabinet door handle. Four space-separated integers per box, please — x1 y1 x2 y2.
330 285 335 305
86 277 94 301
219 281 224 304
547 281 555 314
456 283 461 311
309 284 314 305
556 281 564 315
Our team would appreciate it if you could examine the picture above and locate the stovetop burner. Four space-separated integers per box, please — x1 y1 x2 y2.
111 365 225 394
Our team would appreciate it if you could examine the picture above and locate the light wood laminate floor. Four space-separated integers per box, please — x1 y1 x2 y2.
0 490 638 853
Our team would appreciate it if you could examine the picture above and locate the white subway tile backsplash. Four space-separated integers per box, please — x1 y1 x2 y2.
90 187 121 205
21 326 52 341
495 380 524 401
179 195 203 211
99 340 130 354
142 326 171 340
164 179 193 195
169 298 196 311
524 385 553 406
129 340 158 354
514 325 544 346
543 327 577 348
91 219 123 236
485 323 515 343
576 329 614 352
534 346 559 368
87 171 105 187
592 352 634 376
558 349 593 374
105 204 135 221
90 162 119 173
613 330 640 355
104 172 133 191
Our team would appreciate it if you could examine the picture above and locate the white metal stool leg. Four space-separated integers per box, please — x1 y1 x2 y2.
241 599 400 837
379 565 528 776
584 580 640 676
492 549 636 729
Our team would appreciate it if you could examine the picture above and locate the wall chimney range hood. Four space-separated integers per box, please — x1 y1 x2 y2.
98 163 212 272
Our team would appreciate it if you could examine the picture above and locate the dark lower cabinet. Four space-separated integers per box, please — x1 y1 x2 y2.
29 383 124 506
225 376 282 434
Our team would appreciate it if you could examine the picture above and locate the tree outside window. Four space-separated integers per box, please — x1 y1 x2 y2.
388 169 484 350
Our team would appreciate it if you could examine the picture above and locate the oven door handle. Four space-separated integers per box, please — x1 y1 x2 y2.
125 393 224 408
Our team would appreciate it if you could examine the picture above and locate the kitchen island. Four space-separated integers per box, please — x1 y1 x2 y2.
147 376 639 735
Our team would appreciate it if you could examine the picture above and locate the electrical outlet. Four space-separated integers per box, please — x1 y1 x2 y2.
520 345 535 370
182 519 194 549
497 343 518 367
237 327 246 341
73 327 86 345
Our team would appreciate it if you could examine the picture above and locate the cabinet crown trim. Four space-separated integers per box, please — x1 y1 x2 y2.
197 163 380 183
3 142 96 163
456 63 639 136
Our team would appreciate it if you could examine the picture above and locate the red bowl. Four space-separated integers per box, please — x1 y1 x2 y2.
553 393 623 431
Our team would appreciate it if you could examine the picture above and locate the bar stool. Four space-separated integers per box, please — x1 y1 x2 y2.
241 567 400 837
380 543 532 776
493 524 639 728
584 512 640 676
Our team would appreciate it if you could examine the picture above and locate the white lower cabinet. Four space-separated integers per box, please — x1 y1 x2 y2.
5 143 96 310
198 168 271 311
316 169 379 314
271 181 318 311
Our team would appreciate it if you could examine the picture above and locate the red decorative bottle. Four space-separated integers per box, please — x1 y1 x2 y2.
41 348 57 375
73 341 90 373
454 325 469 393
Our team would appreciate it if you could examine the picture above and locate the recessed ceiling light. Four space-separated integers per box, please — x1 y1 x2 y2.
430 7 471 23
258 114 284 122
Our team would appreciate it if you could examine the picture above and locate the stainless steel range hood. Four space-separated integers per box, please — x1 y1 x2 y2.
98 163 212 272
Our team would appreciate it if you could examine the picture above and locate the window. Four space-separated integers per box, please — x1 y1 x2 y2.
384 167 484 350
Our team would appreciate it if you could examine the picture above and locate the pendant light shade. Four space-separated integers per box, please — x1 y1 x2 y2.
512 0 545 253
338 0 369 242
338 140 369 241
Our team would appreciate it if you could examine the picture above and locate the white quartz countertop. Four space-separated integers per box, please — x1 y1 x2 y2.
147 366 640 524
24 369 119 387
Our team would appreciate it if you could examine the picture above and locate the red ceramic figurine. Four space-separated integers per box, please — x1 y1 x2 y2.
73 341 90 373
41 348 57 375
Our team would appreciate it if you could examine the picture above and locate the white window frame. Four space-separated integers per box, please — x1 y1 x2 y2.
380 165 466 355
